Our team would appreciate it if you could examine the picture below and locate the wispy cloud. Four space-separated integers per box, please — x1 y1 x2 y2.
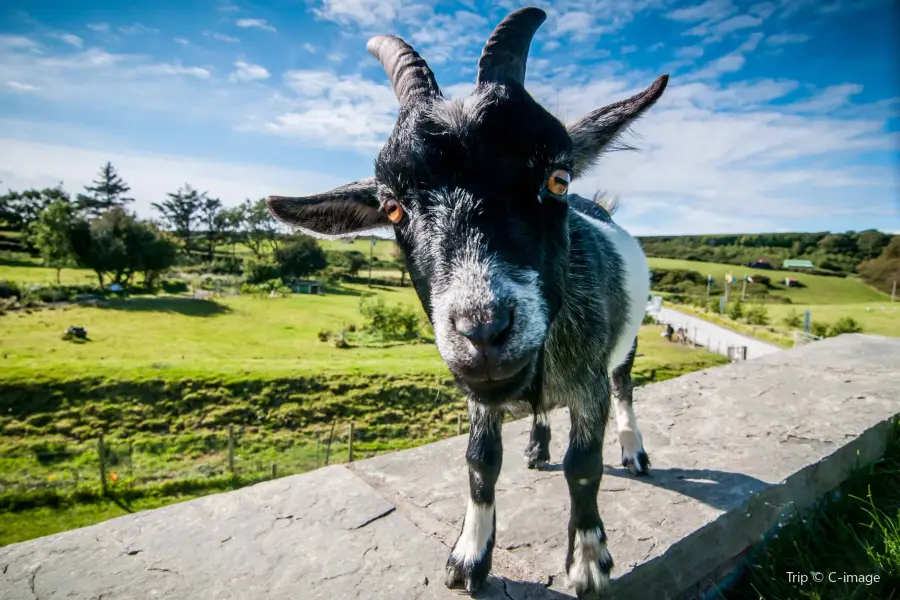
86 22 109 33
666 0 736 23
0 35 39 50
621 45 638 55
118 23 159 36
203 31 241 43
174 37 189 46
235 18 277 32
767 32 811 45
49 33 83 48
230 60 270 82
7 81 40 92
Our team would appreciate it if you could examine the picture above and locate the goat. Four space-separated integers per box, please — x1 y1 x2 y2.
266 7 668 598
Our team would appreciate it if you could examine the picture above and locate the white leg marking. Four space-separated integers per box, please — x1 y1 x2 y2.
451 499 494 566
615 395 644 465
567 527 612 593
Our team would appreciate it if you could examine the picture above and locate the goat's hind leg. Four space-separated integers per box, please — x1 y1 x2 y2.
613 338 650 475
523 403 551 469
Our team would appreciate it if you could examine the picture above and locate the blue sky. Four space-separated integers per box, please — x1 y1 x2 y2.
1 0 898 236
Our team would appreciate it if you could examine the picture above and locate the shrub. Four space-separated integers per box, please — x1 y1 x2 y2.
359 297 421 340
275 236 328 279
726 300 744 321
642 313 656 325
317 330 332 342
240 279 291 297
161 280 189 294
745 304 769 325
828 316 863 337
243 259 280 284
783 309 803 328
0 280 21 300
810 321 829 338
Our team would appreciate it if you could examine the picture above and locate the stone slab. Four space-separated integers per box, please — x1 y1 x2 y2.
1 334 897 600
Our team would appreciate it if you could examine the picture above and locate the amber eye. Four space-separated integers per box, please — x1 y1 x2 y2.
546 169 571 196
383 199 405 224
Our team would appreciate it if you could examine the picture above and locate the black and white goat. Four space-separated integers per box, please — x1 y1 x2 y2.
267 7 668 598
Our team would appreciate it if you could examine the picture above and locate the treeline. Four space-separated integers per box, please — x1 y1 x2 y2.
0 161 406 292
638 231 894 276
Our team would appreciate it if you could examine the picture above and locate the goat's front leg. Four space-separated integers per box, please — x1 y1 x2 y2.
523 407 551 469
446 402 503 593
565 384 614 598
612 338 650 475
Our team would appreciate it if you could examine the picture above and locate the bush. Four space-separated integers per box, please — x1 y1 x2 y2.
359 297 421 340
726 300 744 321
240 279 291 297
810 321 829 338
642 313 656 325
745 304 769 325
828 316 863 337
783 309 803 328
243 259 281 284
275 236 327 279
0 280 21 299
161 280 189 294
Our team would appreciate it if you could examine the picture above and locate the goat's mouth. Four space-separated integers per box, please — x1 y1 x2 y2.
455 352 536 400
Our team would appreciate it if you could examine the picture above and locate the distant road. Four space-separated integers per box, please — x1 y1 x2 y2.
654 306 783 361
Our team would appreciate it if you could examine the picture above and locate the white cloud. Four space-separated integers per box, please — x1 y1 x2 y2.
0 35 39 50
784 84 864 113
621 45 638 54
86 23 110 33
302 43 316 53
119 23 159 35
204 31 241 43
230 60 270 82
146 62 211 79
666 0 736 22
235 18 277 32
7 81 40 92
676 45 705 59
767 33 811 45
647 41 665 52
50 33 83 48
312 0 404 28
174 37 190 46
0 137 348 218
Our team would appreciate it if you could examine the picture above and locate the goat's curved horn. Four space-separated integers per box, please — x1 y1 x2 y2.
367 35 441 105
477 7 546 87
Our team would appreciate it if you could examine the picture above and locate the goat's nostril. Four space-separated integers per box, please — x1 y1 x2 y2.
454 306 514 347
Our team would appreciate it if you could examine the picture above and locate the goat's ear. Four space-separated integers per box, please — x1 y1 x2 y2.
266 177 389 239
567 74 669 179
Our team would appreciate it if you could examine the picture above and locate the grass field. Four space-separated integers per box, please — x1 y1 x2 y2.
647 257 888 305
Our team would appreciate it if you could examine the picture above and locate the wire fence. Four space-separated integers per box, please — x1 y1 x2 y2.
0 417 469 503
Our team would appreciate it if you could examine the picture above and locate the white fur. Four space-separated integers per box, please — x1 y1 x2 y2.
574 212 650 373
615 398 644 466
451 500 495 565
567 527 612 592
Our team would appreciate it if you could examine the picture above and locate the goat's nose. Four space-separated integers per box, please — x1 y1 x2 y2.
454 305 513 348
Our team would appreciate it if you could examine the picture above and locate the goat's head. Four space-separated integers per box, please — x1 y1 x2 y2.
268 7 668 403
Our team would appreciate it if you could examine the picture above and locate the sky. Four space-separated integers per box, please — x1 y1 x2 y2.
0 0 898 237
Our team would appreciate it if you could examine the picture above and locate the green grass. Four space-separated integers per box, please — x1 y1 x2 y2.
724 421 900 600
647 257 888 305
767 303 900 338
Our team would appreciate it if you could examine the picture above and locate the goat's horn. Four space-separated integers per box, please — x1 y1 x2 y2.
477 7 546 87
367 35 441 105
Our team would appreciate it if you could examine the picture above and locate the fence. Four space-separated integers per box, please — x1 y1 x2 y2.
0 416 470 504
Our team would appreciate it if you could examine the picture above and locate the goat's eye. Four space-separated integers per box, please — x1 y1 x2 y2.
546 169 571 196
383 199 405 224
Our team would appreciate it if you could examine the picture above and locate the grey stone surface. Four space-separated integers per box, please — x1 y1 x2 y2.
2 334 898 600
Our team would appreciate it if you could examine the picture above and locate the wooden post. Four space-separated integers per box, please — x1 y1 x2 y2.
315 438 321 469
368 238 374 288
324 419 337 466
271 463 277 479
128 442 134 480
457 413 462 436
892 280 897 303
98 436 107 495
227 425 235 475
348 423 354 463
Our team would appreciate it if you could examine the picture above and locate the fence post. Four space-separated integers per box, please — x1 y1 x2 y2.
128 442 134 480
324 420 337 466
457 413 462 436
271 463 277 479
316 438 321 469
227 425 235 475
348 423 354 463
98 436 107 495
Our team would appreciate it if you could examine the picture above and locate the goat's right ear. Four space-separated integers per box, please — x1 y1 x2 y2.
266 177 389 238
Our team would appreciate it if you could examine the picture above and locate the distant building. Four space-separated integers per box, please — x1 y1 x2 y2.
784 277 800 287
746 259 773 270
782 259 814 270
288 279 325 295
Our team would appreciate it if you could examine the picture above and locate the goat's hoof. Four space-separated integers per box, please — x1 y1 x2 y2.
567 529 614 598
621 448 651 476
445 553 490 594
524 442 550 470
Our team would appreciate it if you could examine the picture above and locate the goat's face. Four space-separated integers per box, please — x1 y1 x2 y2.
267 7 668 403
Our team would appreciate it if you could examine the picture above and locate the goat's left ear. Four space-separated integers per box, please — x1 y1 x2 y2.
266 177 389 238
567 74 669 179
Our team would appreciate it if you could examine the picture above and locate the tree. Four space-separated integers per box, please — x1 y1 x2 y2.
243 198 280 258
219 205 247 258
69 207 176 287
31 200 77 284
0 186 70 248
857 235 900 295
390 244 408 286
152 184 205 253
199 196 224 261
856 229 889 260
274 235 327 279
76 162 134 218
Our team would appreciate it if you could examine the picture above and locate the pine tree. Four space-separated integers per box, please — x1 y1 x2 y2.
76 162 134 218
152 184 205 252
